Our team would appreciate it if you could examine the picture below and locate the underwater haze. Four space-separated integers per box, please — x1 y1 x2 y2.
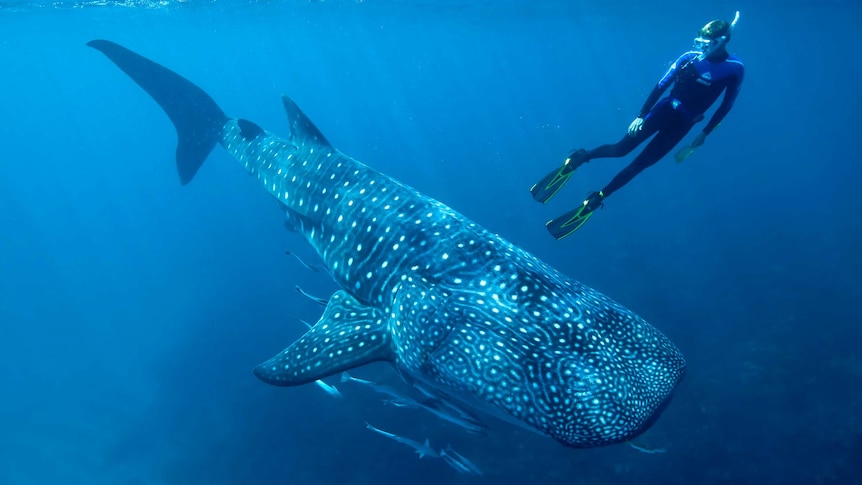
1 0 860 484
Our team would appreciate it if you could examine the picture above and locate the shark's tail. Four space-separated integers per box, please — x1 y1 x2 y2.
87 40 229 185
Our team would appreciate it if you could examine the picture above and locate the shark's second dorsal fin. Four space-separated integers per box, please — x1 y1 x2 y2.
281 95 331 148
253 290 391 386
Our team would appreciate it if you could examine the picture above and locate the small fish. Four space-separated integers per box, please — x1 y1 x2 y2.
294 285 328 306
627 441 667 454
386 396 487 435
284 250 325 272
295 318 342 398
418 398 487 435
382 398 417 408
413 383 486 422
439 445 483 475
365 422 438 459
341 372 405 401
312 379 343 399
345 373 487 434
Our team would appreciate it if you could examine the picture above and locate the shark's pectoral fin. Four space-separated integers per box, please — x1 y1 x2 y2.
281 95 332 148
254 290 391 386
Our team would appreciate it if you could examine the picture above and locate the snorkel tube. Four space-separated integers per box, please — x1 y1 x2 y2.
697 10 740 60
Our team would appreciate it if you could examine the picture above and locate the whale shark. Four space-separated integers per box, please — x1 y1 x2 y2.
88 39 686 448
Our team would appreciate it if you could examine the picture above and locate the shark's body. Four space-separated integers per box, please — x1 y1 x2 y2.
89 40 686 448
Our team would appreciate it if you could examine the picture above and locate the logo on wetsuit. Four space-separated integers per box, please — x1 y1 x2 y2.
697 71 713 86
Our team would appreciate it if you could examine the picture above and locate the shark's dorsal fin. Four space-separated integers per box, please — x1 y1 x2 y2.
254 290 391 385
281 95 331 148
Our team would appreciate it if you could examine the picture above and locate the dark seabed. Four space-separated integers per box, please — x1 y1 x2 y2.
1 0 860 484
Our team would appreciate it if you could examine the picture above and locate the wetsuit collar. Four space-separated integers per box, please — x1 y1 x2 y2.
704 49 729 62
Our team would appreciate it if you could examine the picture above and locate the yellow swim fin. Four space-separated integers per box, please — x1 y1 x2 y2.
674 145 697 163
545 191 604 240
530 149 588 203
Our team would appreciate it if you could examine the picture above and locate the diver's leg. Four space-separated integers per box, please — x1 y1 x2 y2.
532 104 665 204
600 122 692 197
584 130 645 159
530 123 648 203
583 106 666 160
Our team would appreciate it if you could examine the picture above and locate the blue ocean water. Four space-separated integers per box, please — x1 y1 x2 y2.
1 0 860 483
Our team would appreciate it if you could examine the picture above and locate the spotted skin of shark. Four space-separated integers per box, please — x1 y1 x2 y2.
88 39 686 448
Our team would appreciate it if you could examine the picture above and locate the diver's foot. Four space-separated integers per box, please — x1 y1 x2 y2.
544 190 605 240
563 148 589 174
582 190 605 214
529 149 589 204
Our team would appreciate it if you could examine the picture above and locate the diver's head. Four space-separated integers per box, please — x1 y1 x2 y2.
693 19 732 59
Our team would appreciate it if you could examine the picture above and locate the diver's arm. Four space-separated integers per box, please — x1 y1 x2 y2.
637 84 664 118
631 81 668 136
701 89 737 135
702 67 744 135
692 89 735 146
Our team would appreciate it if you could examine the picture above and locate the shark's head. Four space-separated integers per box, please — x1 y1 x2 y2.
513 279 687 447
398 255 687 448
548 306 686 447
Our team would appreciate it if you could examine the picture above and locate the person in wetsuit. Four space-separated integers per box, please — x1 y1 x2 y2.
531 17 744 239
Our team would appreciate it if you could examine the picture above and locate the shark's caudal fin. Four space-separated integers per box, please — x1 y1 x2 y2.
254 290 393 386
87 40 229 185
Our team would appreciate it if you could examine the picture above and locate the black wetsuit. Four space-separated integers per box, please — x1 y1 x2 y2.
587 50 744 197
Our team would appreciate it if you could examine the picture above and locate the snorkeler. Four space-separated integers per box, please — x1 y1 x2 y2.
531 12 745 239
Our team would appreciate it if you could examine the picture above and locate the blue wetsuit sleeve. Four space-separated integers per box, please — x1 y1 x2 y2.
638 52 694 118
703 64 744 135
638 84 665 118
